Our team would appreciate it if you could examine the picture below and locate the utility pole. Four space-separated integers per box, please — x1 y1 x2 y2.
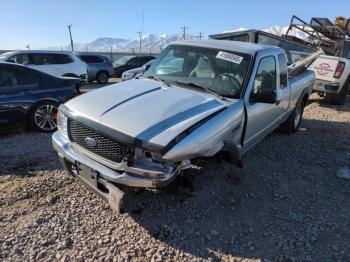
137 31 142 54
181 26 188 40
67 24 74 51
110 46 113 62
197 32 204 40
137 10 145 55
25 44 30 50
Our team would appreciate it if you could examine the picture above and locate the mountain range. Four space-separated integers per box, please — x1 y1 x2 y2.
55 25 307 52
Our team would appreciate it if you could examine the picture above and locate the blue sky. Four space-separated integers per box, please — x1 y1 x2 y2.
1 0 349 49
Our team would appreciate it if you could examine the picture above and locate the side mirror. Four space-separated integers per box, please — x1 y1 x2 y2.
253 89 277 104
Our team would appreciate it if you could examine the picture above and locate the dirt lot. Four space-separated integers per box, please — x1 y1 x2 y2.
0 94 349 262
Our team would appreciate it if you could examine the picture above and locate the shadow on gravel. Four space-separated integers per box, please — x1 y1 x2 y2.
123 117 350 261
307 94 350 113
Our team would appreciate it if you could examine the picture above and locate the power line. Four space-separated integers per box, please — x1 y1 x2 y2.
181 26 188 40
67 24 74 51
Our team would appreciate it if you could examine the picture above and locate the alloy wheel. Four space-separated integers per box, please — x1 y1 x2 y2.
34 104 58 131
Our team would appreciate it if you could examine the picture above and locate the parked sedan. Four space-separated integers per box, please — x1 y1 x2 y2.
79 54 115 84
121 59 155 81
113 55 155 77
0 62 80 133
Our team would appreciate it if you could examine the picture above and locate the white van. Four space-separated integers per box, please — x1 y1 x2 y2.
0 51 88 81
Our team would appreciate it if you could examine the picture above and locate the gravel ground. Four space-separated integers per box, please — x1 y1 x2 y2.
0 93 349 262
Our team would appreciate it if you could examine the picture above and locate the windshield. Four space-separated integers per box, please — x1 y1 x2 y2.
113 56 134 66
144 45 252 98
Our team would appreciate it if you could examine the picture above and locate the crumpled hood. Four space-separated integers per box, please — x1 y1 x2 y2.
64 78 227 147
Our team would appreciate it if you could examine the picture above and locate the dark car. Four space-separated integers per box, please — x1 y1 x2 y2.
113 55 156 77
79 54 115 84
0 62 80 133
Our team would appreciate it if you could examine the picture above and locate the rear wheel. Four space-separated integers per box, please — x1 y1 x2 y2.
29 101 59 132
97 71 109 84
280 99 305 134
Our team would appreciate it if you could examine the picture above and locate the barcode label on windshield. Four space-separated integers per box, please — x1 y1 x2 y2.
216 51 243 64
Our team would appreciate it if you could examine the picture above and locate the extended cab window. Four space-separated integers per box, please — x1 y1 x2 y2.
278 54 288 88
251 56 276 101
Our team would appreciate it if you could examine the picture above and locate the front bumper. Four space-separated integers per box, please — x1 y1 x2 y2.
79 74 88 81
313 79 341 94
52 131 180 188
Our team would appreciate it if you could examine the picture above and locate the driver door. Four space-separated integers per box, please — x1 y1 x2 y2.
243 55 285 151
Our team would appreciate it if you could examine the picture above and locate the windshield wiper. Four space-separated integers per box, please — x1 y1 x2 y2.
174 81 225 100
146 75 171 87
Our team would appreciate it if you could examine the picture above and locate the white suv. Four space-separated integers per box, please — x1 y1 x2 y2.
0 51 88 81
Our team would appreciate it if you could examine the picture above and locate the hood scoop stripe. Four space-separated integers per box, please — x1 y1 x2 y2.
136 100 223 141
100 87 162 117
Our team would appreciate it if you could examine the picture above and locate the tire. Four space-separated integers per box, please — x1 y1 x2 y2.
328 85 348 105
29 101 59 132
97 71 109 84
280 99 305 134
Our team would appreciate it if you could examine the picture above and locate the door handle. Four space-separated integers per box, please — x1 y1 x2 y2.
21 90 31 94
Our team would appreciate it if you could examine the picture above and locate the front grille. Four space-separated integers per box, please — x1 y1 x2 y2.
68 119 135 163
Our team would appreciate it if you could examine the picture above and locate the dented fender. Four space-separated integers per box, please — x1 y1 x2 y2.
162 100 245 162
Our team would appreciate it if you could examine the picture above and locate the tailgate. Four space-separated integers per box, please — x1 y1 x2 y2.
311 55 340 81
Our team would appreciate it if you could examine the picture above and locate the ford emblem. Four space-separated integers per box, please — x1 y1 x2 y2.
85 137 97 147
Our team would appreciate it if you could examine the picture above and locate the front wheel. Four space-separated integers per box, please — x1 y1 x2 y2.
29 101 59 132
97 71 109 84
280 99 305 134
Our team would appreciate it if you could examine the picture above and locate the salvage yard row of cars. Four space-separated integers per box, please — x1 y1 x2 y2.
0 51 156 132
1 24 349 210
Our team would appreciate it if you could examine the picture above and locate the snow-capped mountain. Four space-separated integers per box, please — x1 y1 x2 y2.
60 33 198 52
47 25 308 52
224 25 308 39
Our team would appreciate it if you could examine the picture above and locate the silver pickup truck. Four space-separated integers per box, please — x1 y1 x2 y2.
52 40 314 208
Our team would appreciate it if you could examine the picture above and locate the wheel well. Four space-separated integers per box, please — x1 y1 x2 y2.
62 73 78 78
29 99 60 113
97 70 110 77
302 94 308 106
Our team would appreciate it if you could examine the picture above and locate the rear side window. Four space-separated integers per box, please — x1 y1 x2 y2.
0 66 40 87
128 57 139 66
81 55 104 64
54 54 73 64
30 54 73 65
278 54 288 88
7 54 30 65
